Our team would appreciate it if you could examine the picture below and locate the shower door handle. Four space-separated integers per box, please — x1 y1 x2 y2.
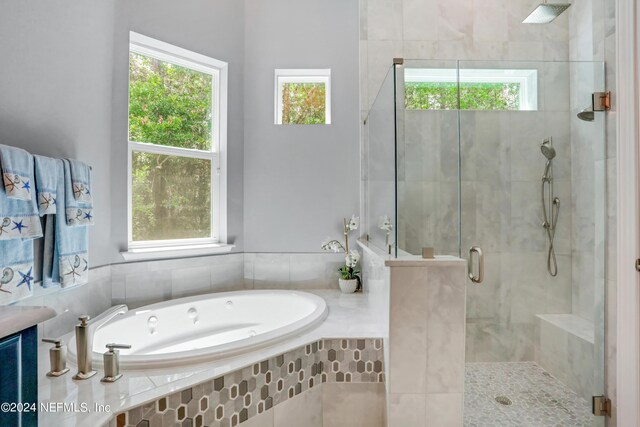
468 246 484 284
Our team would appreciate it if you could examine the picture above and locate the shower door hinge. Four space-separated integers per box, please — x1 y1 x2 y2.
592 395 611 417
592 91 611 112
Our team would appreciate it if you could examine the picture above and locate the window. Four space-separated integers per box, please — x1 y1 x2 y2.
128 32 227 250
404 68 538 111
275 69 331 124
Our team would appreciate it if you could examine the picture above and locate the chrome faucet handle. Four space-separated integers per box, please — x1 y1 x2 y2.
78 315 91 325
101 343 131 383
42 337 70 377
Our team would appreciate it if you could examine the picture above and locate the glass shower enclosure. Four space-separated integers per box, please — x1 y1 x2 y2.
364 59 606 427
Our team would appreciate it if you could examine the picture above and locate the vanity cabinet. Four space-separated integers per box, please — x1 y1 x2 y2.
0 326 38 427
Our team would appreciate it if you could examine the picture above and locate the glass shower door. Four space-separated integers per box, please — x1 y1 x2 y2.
394 58 607 426
458 59 606 427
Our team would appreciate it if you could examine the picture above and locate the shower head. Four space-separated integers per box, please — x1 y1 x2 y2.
541 139 556 160
523 2 571 24
577 105 595 122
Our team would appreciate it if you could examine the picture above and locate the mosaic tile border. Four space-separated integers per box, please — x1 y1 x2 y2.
114 338 384 427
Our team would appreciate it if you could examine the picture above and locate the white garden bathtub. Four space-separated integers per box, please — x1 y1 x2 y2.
67 290 328 369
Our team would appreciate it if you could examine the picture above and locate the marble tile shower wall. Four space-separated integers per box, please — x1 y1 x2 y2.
602 0 617 420
460 109 574 363
397 103 575 363
361 0 617 381
569 0 618 422
569 0 607 325
360 0 570 112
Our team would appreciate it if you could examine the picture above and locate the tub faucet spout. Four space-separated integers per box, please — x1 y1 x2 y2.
73 304 128 380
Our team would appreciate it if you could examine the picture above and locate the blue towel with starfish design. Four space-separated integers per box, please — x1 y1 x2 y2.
66 158 92 205
43 159 89 288
0 146 42 241
34 155 59 216
0 144 35 201
0 145 42 303
63 159 93 226
0 239 35 304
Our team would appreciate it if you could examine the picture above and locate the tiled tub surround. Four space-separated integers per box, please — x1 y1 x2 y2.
111 254 246 308
111 252 347 309
113 338 384 427
38 290 384 427
243 253 346 290
13 252 346 339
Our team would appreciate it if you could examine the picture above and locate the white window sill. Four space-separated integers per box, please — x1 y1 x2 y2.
120 244 235 262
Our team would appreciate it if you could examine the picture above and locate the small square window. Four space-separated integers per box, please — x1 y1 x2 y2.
275 69 331 125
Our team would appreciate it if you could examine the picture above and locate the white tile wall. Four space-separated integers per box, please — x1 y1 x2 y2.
246 383 386 427
15 265 112 339
322 383 386 427
387 261 467 427
244 253 345 290
273 384 323 427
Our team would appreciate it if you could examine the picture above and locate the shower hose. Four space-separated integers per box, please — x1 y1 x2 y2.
541 174 560 277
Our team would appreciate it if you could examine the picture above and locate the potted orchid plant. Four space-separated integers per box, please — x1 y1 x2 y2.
321 215 361 293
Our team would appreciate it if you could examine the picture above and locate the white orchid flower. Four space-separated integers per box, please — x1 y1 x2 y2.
378 215 393 232
321 239 345 253
346 215 360 231
345 249 360 268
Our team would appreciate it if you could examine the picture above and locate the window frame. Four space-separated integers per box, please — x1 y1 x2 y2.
404 68 538 111
127 31 228 250
274 69 332 124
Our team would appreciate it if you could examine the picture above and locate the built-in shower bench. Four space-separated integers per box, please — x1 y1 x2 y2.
536 313 595 402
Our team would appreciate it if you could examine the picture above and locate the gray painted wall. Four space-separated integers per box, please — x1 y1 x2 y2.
0 0 246 265
243 0 360 252
0 0 360 262
0 0 116 266
110 0 246 259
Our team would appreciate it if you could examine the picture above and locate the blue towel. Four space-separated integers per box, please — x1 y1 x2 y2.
0 144 35 201
0 152 42 241
0 239 36 304
33 155 59 216
0 146 42 303
65 159 92 205
44 159 89 288
63 159 93 226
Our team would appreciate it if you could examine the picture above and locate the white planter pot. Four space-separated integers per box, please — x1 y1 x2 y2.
338 279 358 294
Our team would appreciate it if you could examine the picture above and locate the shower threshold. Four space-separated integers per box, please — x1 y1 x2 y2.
464 362 592 427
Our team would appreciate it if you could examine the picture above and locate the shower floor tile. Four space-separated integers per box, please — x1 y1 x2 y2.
464 362 593 427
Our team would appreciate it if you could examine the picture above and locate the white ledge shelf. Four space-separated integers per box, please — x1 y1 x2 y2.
120 244 235 262
357 239 464 266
